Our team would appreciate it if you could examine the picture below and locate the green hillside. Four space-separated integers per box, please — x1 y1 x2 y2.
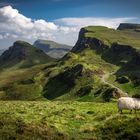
0 64 48 100
84 26 140 50
0 25 140 139
1 25 140 101
0 41 56 100
0 41 55 69
42 25 140 100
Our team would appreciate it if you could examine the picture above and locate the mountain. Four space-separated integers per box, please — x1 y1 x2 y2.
43 24 140 100
117 23 140 32
34 39 72 58
0 24 140 101
0 25 140 140
0 40 55 69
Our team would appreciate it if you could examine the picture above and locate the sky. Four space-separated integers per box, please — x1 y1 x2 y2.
0 0 140 49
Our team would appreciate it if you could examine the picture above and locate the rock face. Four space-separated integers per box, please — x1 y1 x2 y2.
102 43 140 66
34 40 72 58
51 64 84 87
117 23 140 31
72 28 108 53
0 40 55 69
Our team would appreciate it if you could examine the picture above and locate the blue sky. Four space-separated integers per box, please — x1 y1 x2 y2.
0 0 139 48
1 0 140 20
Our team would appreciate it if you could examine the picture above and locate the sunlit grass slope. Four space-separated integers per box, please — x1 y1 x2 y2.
85 26 140 50
0 101 139 140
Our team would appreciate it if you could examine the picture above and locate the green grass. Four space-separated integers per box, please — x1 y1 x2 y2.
0 64 51 100
107 73 140 96
0 26 140 139
0 26 139 101
84 26 140 50
0 64 47 88
0 101 139 140
43 48 118 100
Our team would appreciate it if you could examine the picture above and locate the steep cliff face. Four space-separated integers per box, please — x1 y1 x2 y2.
72 25 140 65
102 43 140 66
117 23 140 31
72 28 109 53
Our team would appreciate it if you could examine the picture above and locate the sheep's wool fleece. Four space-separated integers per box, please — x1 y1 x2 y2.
118 97 140 110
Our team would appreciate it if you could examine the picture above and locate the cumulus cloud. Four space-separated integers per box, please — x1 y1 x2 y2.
0 5 137 48
0 5 78 47
0 6 58 38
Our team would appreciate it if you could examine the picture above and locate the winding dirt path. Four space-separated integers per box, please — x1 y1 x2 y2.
101 72 125 94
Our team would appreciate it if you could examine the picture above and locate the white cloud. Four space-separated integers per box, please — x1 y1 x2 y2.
0 6 58 37
0 5 137 48
0 5 78 47
55 17 136 29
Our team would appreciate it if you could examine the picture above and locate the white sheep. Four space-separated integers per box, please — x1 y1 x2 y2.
118 97 140 113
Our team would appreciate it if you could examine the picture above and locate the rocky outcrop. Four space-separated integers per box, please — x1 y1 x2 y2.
72 25 140 64
43 64 86 99
117 23 140 31
71 28 140 68
55 64 84 87
102 43 140 65
110 43 140 66
72 28 109 53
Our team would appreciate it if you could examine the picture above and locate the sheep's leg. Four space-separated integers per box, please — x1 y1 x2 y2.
135 109 137 114
130 110 132 114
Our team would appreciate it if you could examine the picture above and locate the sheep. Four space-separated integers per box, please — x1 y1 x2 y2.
118 97 140 113
114 88 129 98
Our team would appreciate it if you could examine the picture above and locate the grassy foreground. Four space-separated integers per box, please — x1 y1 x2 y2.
0 101 139 140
